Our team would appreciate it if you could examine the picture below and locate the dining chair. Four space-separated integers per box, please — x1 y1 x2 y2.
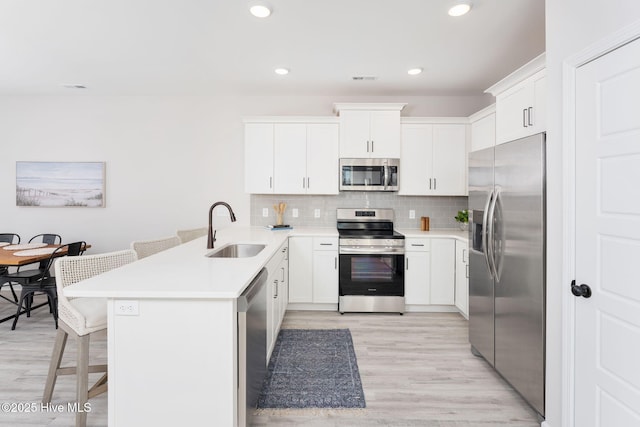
130 235 181 259
0 233 21 302
7 241 87 330
176 226 208 243
29 233 62 245
43 249 138 427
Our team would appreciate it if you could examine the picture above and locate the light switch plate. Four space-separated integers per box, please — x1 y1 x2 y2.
262 208 269 217
409 210 416 219
292 208 299 218
314 209 321 218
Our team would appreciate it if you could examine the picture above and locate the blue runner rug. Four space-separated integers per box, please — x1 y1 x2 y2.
257 329 366 409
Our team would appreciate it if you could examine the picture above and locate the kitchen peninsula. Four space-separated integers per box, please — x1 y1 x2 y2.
63 227 312 427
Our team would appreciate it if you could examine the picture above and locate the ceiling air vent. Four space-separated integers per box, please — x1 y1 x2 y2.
352 76 378 81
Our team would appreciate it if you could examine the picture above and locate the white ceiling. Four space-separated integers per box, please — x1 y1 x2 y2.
0 0 545 97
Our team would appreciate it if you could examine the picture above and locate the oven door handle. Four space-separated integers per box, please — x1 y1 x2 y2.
339 247 405 255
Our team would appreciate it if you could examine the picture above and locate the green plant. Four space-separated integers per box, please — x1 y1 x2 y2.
454 209 469 223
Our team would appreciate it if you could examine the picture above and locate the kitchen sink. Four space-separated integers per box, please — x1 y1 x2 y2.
206 243 266 258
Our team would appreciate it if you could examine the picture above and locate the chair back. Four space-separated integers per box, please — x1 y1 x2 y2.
0 233 20 244
29 233 62 245
55 249 138 335
131 236 181 259
176 227 208 243
34 242 86 283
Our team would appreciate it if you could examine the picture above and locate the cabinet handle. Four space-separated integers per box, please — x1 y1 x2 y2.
466 264 470 278
302 177 306 189
320 243 333 246
270 176 273 189
523 109 528 128
371 141 374 152
281 267 285 282
273 279 278 298
411 243 425 247
335 257 338 270
528 107 533 126
434 178 437 190
406 258 409 270
462 249 467 263
366 141 370 152
307 177 310 189
429 178 432 190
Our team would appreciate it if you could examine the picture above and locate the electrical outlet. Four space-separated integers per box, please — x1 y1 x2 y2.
292 208 299 218
262 208 269 217
115 300 139 316
314 209 321 218
409 210 416 219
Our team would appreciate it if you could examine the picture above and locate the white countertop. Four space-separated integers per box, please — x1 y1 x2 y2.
64 226 292 300
64 226 464 300
397 228 469 241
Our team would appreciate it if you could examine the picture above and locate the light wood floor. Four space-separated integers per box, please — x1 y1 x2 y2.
0 291 540 426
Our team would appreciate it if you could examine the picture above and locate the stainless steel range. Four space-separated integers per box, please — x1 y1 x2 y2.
337 208 405 314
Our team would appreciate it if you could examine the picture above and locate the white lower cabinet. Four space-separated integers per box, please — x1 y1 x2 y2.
266 241 288 358
455 240 469 318
405 239 431 305
404 237 456 308
288 236 339 308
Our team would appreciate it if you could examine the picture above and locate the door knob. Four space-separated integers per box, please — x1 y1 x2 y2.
571 280 592 298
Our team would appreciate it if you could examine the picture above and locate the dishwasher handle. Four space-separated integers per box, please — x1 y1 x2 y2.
238 268 268 312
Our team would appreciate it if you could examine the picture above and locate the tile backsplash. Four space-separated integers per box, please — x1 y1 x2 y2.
250 193 468 230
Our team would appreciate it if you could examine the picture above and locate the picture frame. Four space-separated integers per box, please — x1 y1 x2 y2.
16 161 106 208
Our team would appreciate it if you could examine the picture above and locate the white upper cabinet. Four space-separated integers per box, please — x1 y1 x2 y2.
399 121 467 196
335 103 406 158
486 53 546 145
274 124 307 194
306 124 340 194
469 104 496 152
245 123 275 193
244 118 339 195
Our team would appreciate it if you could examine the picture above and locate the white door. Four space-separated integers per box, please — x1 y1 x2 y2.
339 110 370 157
369 110 401 158
429 239 455 305
288 237 313 303
312 250 339 303
404 251 430 305
274 124 307 194
574 36 640 427
432 124 467 196
244 123 274 193
307 123 339 195
399 124 432 195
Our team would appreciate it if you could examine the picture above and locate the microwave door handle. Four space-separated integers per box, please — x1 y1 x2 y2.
383 165 389 190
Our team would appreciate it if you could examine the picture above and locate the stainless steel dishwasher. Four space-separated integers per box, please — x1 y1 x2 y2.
237 268 268 427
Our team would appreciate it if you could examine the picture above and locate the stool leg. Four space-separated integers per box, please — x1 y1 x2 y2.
76 334 90 427
43 328 68 403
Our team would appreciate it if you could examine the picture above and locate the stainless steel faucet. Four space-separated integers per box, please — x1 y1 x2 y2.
208 201 237 249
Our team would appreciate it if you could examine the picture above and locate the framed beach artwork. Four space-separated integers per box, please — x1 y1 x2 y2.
16 161 105 207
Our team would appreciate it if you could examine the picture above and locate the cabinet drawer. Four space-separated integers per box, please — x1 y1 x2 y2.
405 238 430 252
313 237 338 251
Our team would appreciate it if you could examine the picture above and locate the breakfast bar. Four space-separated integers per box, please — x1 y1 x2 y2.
63 227 288 427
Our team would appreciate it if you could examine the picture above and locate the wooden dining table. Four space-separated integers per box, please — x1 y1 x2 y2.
0 243 91 324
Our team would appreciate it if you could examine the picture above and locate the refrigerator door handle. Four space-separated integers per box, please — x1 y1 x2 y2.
482 190 495 279
487 187 500 281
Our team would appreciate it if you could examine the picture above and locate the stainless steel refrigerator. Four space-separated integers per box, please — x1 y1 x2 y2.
468 133 545 418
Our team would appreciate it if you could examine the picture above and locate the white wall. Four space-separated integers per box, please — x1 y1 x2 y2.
0 94 488 253
545 3 640 427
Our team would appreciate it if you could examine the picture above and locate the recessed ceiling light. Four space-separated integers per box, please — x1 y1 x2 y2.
249 1 271 18
408 68 423 76
61 84 87 89
274 68 289 75
448 1 472 17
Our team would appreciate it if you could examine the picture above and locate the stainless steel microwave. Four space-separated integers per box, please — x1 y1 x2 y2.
339 158 399 191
